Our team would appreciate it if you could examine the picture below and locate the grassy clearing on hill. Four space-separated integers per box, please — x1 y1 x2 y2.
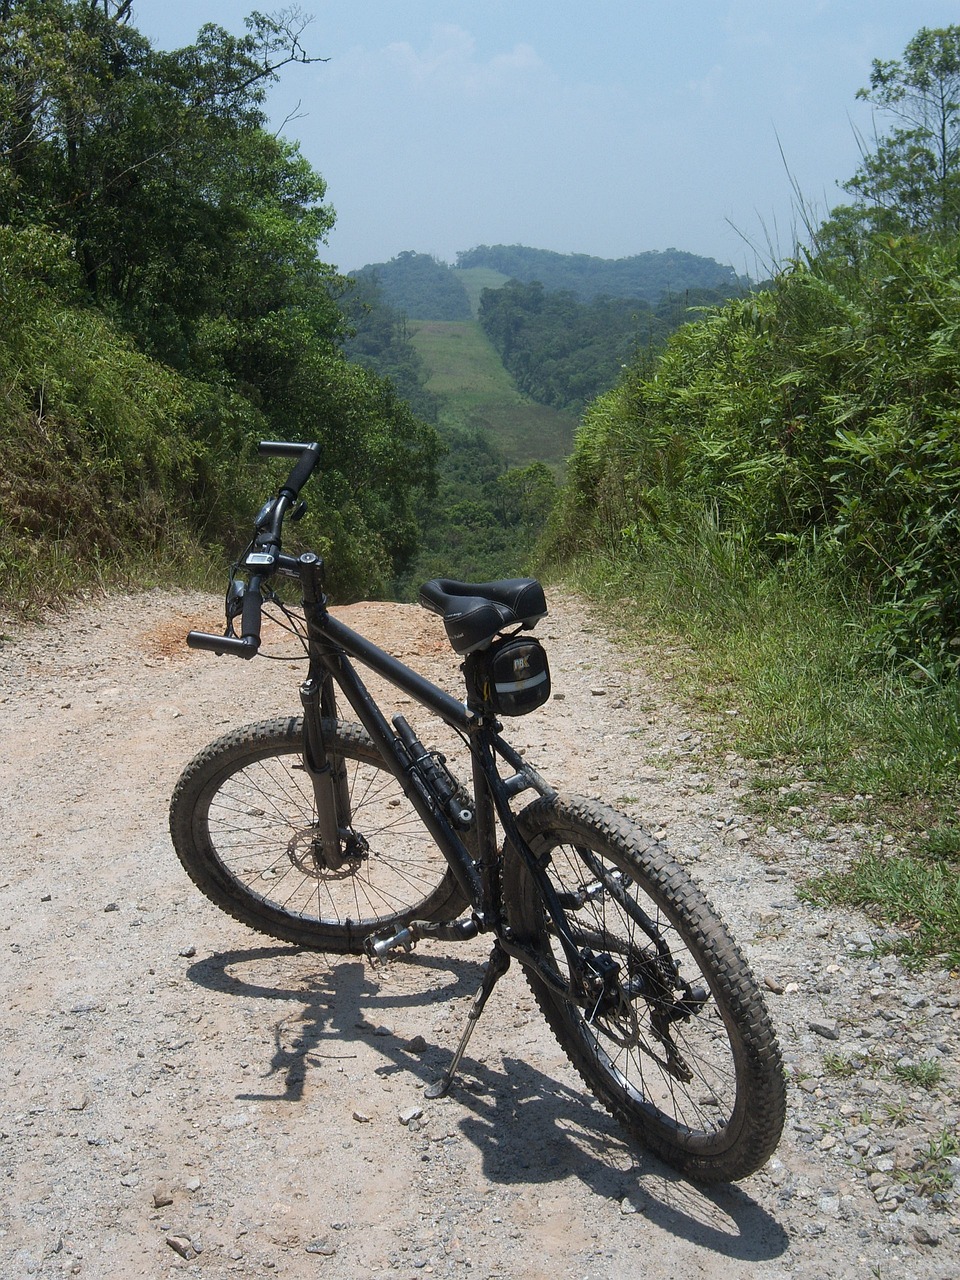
454 266 511 316
409 320 576 468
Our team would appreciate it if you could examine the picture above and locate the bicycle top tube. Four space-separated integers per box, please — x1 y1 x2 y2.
317 608 476 735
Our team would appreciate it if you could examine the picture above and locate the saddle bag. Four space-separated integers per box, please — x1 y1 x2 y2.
480 635 551 716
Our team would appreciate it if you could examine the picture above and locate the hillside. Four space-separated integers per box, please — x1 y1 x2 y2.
456 243 745 302
353 244 745 319
408 320 575 468
349 251 472 320
455 265 511 317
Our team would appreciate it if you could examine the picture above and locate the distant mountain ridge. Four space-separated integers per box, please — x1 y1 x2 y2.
351 244 744 320
456 244 744 304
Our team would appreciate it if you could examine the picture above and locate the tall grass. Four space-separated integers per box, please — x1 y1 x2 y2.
555 522 960 964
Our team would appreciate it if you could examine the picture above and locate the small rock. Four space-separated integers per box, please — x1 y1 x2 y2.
764 975 785 995
103 902 119 913
619 1194 645 1215
153 1185 174 1209
913 1225 940 1246
404 1035 428 1054
166 1235 195 1260
808 1020 840 1041
352 1110 372 1124
40 894 51 903
305 1239 337 1256
179 945 196 958
399 1106 423 1126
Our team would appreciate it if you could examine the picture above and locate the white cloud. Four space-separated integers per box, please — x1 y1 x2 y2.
335 24 546 100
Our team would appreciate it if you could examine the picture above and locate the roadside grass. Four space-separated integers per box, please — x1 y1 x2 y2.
0 534 220 626
555 540 960 967
409 320 576 468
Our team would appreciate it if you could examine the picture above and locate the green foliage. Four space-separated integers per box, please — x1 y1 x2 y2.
339 274 440 423
457 244 744 303
478 280 650 411
350 251 471 321
0 223 202 604
551 238 960 669
398 428 558 592
0 2 441 609
478 279 738 413
844 26 960 239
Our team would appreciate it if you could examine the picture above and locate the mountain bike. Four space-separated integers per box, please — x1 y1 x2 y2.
169 440 786 1183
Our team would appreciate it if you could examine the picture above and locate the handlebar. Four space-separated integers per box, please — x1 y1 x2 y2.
259 440 322 500
186 441 321 658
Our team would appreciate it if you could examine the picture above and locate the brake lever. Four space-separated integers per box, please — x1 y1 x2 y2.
226 578 246 621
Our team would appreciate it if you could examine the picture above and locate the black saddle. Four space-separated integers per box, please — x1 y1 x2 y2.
418 577 547 654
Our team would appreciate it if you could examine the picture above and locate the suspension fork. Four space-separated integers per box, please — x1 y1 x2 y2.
297 557 353 869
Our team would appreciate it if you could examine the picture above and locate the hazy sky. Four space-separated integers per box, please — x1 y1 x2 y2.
132 1 952 277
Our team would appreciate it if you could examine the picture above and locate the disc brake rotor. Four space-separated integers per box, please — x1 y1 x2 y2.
286 827 366 880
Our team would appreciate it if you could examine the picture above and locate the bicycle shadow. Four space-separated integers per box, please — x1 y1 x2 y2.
187 944 790 1264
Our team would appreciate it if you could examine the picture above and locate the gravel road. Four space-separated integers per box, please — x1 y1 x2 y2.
1 588 958 1280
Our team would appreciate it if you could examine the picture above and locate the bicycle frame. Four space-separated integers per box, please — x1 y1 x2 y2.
288 556 589 998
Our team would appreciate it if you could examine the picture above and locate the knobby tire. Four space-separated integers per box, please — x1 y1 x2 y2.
169 716 467 952
504 794 786 1182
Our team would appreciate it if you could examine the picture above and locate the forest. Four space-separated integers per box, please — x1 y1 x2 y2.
349 251 472 321
457 243 744 302
477 280 737 412
0 0 439 603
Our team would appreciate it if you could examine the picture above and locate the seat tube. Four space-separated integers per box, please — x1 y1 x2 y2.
470 732 502 922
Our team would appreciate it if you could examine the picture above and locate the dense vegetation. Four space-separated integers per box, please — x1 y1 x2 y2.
0 1 440 605
550 25 960 961
349 251 472 321
340 275 441 425
457 244 743 302
478 279 736 412
341 284 560 588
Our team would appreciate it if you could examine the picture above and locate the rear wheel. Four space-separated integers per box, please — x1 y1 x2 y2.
169 717 468 951
504 794 785 1182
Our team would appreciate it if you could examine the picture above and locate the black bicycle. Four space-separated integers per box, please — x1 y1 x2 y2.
169 441 786 1183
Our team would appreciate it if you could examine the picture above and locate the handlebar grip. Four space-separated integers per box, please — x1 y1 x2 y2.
257 439 321 499
241 579 262 638
281 442 321 498
186 631 260 659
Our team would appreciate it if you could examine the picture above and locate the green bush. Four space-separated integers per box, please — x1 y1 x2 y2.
549 237 960 670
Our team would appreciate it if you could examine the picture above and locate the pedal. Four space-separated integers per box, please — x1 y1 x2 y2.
364 924 417 963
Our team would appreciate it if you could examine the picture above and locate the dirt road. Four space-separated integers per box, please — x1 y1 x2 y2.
1 589 957 1279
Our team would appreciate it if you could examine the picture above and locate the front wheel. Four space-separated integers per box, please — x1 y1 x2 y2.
169 717 468 952
503 794 785 1182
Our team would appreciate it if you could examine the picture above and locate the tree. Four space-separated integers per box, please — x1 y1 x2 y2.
0 2 328 353
843 26 960 237
0 2 444 601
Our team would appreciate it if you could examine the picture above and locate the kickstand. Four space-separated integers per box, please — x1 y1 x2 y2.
424 942 511 1099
